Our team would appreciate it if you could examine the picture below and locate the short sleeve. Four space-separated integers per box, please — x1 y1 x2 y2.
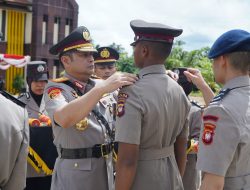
115 87 143 145
196 106 240 176
44 85 68 127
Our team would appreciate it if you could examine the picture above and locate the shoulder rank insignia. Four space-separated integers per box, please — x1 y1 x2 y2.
117 93 128 117
210 88 230 105
190 100 203 109
51 77 69 83
202 123 216 145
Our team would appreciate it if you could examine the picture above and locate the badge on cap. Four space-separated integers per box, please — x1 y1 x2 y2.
117 93 128 117
37 65 45 73
83 30 91 41
100 48 110 58
202 123 216 145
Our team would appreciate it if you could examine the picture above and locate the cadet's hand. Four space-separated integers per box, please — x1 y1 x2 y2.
166 70 179 81
96 72 138 93
184 68 208 90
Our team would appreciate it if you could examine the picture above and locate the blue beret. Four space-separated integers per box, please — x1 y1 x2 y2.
208 29 250 59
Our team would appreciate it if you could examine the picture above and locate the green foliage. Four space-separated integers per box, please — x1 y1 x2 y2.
116 53 139 73
13 74 25 93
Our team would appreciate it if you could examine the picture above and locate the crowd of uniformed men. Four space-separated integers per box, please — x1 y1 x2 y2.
0 19 250 190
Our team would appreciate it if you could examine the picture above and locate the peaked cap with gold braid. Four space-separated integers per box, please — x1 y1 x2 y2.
49 26 97 55
94 47 119 65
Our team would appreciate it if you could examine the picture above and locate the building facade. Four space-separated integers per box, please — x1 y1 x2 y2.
0 0 78 93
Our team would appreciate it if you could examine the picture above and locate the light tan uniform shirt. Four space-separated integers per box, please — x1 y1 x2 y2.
197 76 250 190
44 72 116 190
0 94 29 190
115 64 190 190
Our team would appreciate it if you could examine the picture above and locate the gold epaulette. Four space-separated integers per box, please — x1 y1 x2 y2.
90 75 101 79
51 77 69 83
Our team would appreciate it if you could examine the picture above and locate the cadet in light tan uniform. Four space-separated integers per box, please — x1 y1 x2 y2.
0 88 29 190
115 20 190 190
195 29 250 190
44 26 137 190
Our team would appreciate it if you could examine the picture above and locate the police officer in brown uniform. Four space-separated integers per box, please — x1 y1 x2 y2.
195 29 250 190
115 20 191 190
94 47 119 80
43 26 137 190
0 80 29 190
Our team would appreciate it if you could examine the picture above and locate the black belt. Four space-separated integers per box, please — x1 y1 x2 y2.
61 143 112 159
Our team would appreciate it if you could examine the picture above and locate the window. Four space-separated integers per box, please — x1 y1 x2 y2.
53 17 60 45
65 18 72 37
42 15 48 44
0 10 6 41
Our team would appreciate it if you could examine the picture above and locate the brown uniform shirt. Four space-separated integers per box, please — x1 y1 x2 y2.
115 64 190 190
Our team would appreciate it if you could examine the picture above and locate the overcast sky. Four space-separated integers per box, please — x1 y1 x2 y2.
75 0 250 55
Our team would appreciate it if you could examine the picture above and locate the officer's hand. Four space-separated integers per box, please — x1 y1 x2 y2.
166 70 179 81
184 68 208 90
97 72 138 93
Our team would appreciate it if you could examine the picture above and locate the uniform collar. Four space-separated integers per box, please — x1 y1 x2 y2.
138 64 166 78
223 75 250 89
64 72 87 91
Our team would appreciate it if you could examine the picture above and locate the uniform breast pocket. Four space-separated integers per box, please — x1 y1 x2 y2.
60 158 92 171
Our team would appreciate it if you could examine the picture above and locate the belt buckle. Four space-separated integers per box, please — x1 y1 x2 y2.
101 144 109 158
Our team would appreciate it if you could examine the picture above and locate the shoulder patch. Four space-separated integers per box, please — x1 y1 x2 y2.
203 115 219 122
51 77 69 83
117 92 129 117
202 123 216 145
47 87 62 99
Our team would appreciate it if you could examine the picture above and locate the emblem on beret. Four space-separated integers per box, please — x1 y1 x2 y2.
48 87 62 99
117 93 128 117
75 118 88 131
37 65 45 72
202 123 216 145
100 48 110 58
83 31 91 41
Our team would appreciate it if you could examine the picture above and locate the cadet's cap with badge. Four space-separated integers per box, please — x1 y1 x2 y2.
94 47 119 66
49 26 97 55
208 29 250 59
27 61 48 81
130 19 183 46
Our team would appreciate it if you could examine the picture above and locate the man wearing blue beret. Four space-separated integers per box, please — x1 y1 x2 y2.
186 29 250 190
